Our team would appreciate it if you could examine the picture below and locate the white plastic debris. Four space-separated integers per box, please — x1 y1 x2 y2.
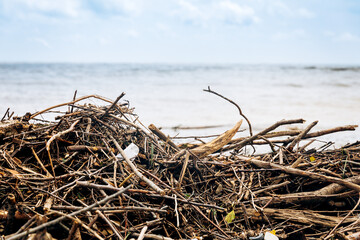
264 232 279 240
116 143 139 161
249 232 264 240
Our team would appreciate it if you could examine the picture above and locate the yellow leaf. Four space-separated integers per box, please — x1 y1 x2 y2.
270 229 276 235
310 156 315 162
224 210 235 223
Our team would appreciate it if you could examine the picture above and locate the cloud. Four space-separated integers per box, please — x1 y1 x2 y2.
335 32 360 42
174 0 205 24
156 23 169 32
174 0 259 26
32 37 51 48
86 0 144 17
155 23 172 34
297 8 315 18
266 0 292 16
125 29 139 38
178 0 199 14
1 0 82 18
98 37 109 46
272 29 306 40
0 0 144 20
324 31 360 42
108 0 143 15
218 1 260 25
266 1 315 19
324 31 335 37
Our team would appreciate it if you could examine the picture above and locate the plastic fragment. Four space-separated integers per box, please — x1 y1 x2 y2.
249 232 264 240
116 143 139 160
264 232 279 240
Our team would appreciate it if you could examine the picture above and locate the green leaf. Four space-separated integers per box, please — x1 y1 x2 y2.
224 210 235 223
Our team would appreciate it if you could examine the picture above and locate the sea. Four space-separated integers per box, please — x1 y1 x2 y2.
1 63 359 151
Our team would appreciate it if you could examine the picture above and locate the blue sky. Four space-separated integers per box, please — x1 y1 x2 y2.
0 0 359 64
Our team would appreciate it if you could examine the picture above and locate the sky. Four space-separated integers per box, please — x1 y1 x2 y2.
0 0 359 64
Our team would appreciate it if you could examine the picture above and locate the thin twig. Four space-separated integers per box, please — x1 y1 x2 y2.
324 192 360 239
204 86 253 136
6 185 131 240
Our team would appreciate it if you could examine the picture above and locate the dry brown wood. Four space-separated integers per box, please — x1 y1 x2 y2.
245 208 357 227
287 121 318 152
191 120 242 157
46 119 80 176
30 94 116 119
31 147 52 177
0 120 29 137
247 158 360 192
66 221 81 240
257 175 360 204
148 124 180 151
228 130 303 145
248 125 358 146
253 181 291 195
96 210 123 240
2 94 360 239
223 118 305 151
67 145 115 152
177 151 190 189
324 193 360 239
51 205 167 213
6 185 131 240
131 233 173 240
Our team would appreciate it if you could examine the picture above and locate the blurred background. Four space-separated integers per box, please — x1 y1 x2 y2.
0 0 359 148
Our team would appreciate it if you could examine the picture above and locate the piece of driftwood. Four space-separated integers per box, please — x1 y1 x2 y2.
191 120 242 157
148 124 180 151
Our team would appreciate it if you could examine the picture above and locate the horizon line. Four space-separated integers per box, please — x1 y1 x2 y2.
0 61 359 66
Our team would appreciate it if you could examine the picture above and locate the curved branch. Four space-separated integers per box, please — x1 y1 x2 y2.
203 86 253 136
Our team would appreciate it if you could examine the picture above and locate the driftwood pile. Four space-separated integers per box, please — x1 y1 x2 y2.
0 93 360 240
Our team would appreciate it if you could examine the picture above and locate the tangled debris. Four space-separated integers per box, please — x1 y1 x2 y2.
0 93 360 240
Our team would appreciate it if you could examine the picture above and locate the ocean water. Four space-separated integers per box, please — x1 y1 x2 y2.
0 63 359 149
